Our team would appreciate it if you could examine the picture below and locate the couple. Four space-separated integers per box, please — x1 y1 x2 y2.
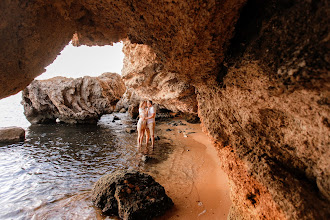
137 100 156 151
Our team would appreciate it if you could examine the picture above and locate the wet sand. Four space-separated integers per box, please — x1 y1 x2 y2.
149 118 232 220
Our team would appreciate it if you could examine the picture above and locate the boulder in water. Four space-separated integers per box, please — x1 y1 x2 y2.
0 127 25 143
91 170 173 220
22 72 126 124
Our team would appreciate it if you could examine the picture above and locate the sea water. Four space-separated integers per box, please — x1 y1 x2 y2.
0 94 145 219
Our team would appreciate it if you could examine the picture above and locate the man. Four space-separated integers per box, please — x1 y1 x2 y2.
145 100 156 150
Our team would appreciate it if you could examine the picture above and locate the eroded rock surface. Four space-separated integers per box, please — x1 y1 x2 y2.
91 170 173 220
0 0 246 100
22 73 125 124
115 88 142 118
0 127 25 143
121 40 198 114
197 1 330 219
0 0 329 219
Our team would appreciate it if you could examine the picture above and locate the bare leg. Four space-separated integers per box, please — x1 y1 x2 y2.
140 129 145 147
150 123 155 150
137 128 141 148
145 128 150 147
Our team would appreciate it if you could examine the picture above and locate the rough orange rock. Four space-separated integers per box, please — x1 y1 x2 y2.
121 40 198 114
0 0 329 219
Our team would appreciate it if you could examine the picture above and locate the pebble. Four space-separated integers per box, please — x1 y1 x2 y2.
183 134 188 138
166 128 172 131
125 128 135 133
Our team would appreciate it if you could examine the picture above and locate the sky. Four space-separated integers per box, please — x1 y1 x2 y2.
37 41 124 80
0 42 124 128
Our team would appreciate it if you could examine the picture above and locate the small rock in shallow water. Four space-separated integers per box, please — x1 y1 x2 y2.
113 116 120 120
119 108 126 113
141 155 148 162
0 127 25 143
92 170 173 220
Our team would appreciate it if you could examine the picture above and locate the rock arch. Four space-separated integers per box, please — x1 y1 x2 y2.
0 0 329 219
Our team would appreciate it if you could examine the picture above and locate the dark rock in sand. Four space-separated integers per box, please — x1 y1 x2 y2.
113 116 120 121
91 170 173 220
0 127 25 143
125 128 135 133
177 121 186 126
155 136 160 140
166 129 172 131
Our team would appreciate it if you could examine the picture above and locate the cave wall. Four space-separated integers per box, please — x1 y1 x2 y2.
197 0 329 218
0 0 246 99
0 0 329 219
0 0 75 99
121 40 198 113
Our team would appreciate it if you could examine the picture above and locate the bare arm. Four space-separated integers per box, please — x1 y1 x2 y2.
145 113 155 120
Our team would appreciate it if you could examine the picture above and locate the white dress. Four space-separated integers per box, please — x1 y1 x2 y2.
137 108 147 130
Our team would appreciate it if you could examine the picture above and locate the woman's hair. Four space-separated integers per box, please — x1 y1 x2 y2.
148 100 153 105
139 101 146 108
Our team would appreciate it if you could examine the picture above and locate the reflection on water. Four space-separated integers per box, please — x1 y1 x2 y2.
0 113 170 220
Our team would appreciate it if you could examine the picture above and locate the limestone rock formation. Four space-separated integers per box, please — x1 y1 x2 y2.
121 40 198 114
0 127 25 143
91 170 173 220
196 1 330 219
0 0 246 99
22 73 125 124
0 0 329 219
115 88 141 112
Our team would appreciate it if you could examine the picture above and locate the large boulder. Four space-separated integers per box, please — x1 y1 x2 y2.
0 127 25 143
22 72 126 124
92 170 173 220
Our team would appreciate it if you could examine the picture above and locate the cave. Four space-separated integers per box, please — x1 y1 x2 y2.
0 0 329 219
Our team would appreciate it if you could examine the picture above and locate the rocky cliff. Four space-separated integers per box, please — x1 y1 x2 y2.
121 40 198 114
0 0 329 219
197 1 329 218
22 73 125 124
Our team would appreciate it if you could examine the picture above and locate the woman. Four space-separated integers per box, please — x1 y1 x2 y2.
145 100 156 150
137 101 147 148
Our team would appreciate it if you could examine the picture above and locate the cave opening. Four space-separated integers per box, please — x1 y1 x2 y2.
37 41 124 80
0 40 125 128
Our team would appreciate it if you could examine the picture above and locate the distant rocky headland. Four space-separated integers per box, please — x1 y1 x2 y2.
22 72 125 124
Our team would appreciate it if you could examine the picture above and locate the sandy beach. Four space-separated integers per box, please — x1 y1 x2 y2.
26 115 232 219
143 117 232 220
